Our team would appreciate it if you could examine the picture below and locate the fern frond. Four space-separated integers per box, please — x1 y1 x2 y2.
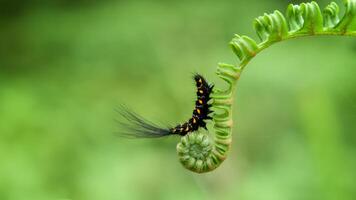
177 0 356 173
230 0 356 70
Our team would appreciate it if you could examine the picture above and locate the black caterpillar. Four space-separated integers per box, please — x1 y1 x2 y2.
117 74 214 138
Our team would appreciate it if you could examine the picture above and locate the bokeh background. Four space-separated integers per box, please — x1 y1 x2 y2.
1 0 356 199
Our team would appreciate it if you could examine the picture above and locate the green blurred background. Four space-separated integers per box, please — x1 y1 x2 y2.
1 0 356 199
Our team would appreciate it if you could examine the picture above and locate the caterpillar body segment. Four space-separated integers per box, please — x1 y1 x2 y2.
170 74 214 136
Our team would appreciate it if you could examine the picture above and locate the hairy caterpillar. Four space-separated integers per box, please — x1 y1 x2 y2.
117 74 214 138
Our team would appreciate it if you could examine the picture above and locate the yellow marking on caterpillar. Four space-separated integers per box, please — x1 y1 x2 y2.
192 118 196 123
197 109 201 114
180 128 183 132
199 90 204 94
198 79 202 83
185 127 189 131
198 99 203 104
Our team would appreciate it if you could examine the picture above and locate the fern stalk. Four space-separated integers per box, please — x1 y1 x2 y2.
177 0 356 173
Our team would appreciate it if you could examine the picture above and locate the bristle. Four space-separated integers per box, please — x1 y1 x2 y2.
116 105 172 138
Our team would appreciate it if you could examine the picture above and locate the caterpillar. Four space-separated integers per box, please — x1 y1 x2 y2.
117 74 214 138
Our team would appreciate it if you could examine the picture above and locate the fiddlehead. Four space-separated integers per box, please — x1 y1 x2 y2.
119 0 356 174
178 0 356 173
177 63 240 173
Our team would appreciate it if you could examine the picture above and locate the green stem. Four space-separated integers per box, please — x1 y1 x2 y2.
177 0 356 173
241 31 356 70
